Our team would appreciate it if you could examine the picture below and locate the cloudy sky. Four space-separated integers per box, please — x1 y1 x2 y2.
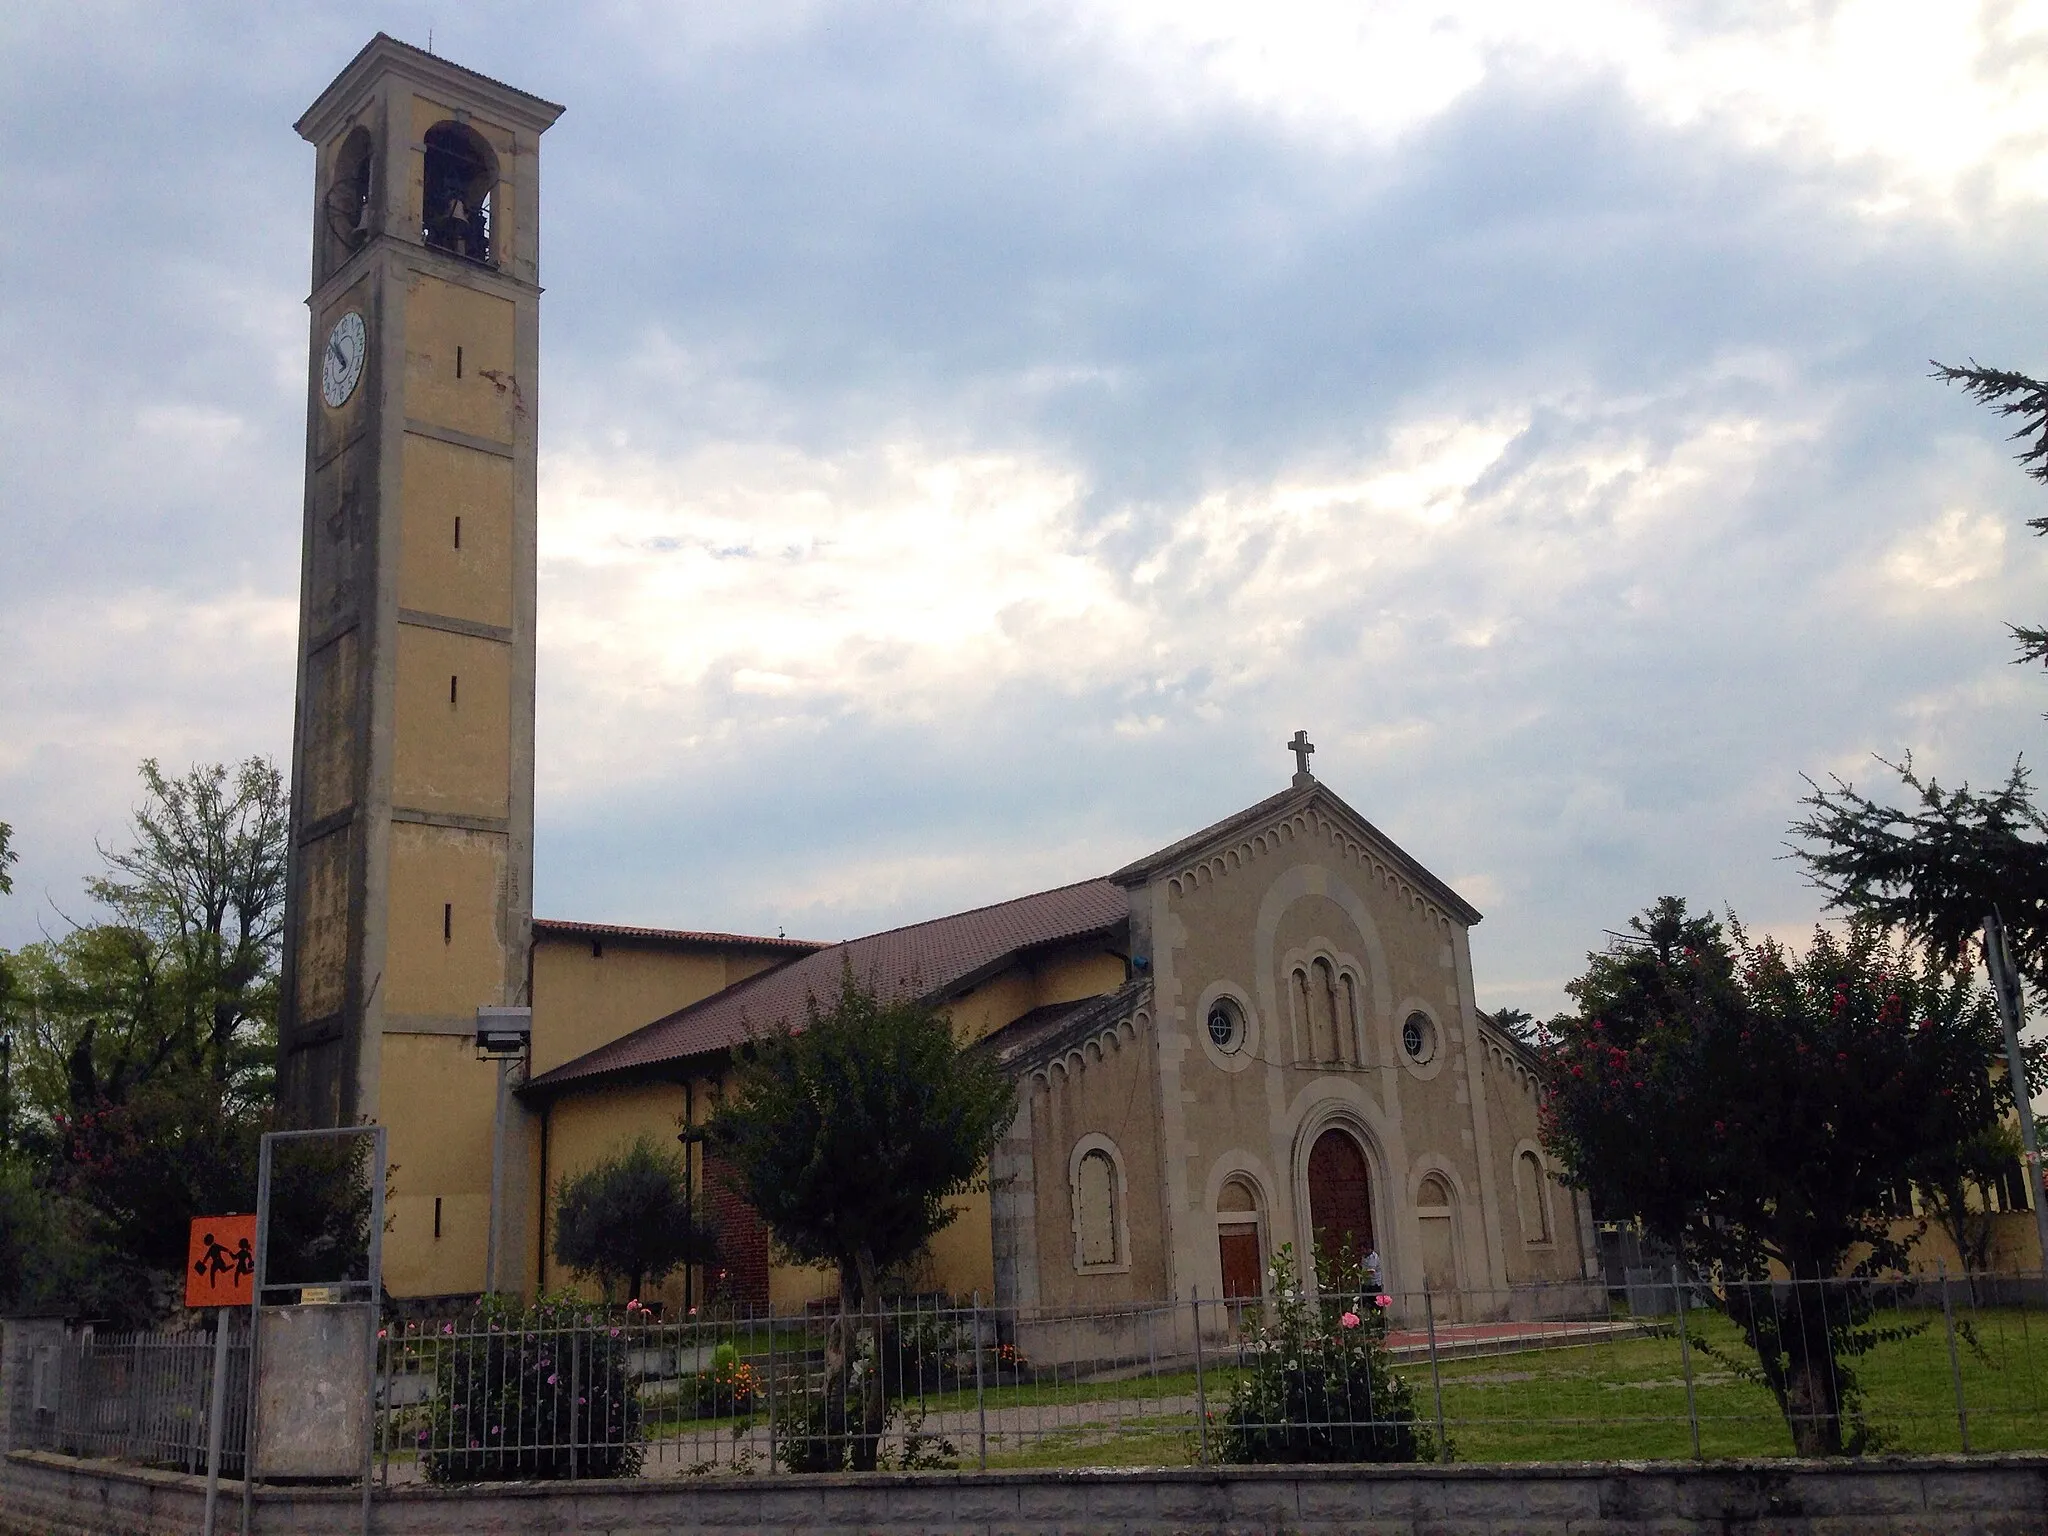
4 1 2047 1016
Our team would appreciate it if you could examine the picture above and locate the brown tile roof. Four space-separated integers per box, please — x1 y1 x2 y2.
524 878 1129 1095
1107 780 1483 926
533 918 823 953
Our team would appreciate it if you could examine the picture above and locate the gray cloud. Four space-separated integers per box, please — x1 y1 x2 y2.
4 2 2047 1019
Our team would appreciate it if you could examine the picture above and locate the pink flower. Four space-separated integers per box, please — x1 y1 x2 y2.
1340 1312 1360 1329
1374 1294 1392 1308
442 1322 454 1335
626 1298 640 1311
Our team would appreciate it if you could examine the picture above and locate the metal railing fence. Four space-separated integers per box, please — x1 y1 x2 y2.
18 1272 2042 1484
373 1270 2048 1482
25 1324 248 1475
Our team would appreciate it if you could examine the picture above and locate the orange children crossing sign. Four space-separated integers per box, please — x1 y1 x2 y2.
185 1214 256 1309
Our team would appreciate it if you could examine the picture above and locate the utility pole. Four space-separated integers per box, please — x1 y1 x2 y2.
1982 913 2048 1275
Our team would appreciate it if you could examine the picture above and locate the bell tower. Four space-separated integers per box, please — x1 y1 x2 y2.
280 36 561 1295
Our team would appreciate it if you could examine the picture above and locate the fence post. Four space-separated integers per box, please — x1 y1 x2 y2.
1190 1288 1210 1465
972 1291 987 1472
1939 1261 1970 1453
1423 1288 1447 1462
766 1311 778 1474
1671 1264 1701 1460
201 1314 231 1536
569 1326 582 1481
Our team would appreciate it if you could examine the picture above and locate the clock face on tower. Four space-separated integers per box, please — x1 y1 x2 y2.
321 310 367 408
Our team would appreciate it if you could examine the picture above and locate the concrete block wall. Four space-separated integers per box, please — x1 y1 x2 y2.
4 1448 2045 1535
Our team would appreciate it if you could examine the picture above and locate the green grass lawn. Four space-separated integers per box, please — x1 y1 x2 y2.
454 1304 2048 1472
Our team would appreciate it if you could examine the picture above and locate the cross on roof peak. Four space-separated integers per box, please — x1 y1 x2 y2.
1288 729 1316 788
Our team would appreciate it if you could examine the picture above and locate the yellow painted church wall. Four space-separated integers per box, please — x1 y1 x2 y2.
523 940 1129 1310
943 942 1127 1044
540 1078 696 1306
530 934 791 1075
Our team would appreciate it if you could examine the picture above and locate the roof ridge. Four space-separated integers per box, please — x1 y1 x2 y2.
811 875 1118 947
533 918 822 949
1108 780 1481 926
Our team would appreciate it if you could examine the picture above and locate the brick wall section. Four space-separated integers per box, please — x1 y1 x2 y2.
6 1449 2047 1535
703 1148 772 1307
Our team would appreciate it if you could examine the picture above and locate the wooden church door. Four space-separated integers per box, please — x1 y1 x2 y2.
1218 1227 1263 1301
1308 1128 1374 1268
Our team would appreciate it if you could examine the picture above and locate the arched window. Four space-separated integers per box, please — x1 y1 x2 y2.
1516 1149 1551 1243
422 122 497 263
322 126 374 273
1216 1176 1264 1302
1339 971 1361 1064
1070 1137 1128 1272
1310 958 1339 1063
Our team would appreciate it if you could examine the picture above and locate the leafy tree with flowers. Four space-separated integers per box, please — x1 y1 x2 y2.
1215 1241 1430 1463
1540 897 2008 1455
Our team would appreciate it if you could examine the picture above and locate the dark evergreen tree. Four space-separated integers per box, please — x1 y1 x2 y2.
1793 363 2048 986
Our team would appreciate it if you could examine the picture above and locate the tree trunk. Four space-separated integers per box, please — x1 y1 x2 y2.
847 1249 887 1472
1726 1274 1846 1457
822 1266 857 1468
1781 1349 1844 1456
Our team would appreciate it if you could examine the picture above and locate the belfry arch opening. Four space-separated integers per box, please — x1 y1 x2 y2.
422 121 496 263
321 126 374 272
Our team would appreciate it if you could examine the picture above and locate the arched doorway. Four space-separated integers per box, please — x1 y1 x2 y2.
1307 1127 1374 1268
1216 1176 1265 1304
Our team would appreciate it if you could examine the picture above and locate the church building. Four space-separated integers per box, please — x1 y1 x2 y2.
277 36 1596 1319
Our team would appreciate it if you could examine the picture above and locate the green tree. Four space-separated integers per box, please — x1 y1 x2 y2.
1915 1120 2025 1291
1 758 285 1321
553 1136 711 1303
705 967 1016 1471
1540 898 2005 1454
1793 363 2048 988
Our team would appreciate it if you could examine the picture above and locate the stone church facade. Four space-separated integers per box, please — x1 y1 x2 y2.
278 36 1594 1317
521 775 1597 1316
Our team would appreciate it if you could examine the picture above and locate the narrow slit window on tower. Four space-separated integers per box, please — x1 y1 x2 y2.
443 903 452 943
456 345 463 379
450 674 459 705
453 515 461 549
433 1196 442 1240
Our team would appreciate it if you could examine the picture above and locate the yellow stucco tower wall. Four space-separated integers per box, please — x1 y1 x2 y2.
278 36 562 1299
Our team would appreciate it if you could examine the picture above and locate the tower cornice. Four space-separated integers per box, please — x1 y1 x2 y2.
295 32 565 145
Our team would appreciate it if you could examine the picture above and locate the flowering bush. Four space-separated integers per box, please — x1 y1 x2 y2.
685 1341 761 1418
1215 1243 1430 1464
415 1292 644 1483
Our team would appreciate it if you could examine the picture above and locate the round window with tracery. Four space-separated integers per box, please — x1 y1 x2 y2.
1403 1011 1436 1064
1207 997 1246 1054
